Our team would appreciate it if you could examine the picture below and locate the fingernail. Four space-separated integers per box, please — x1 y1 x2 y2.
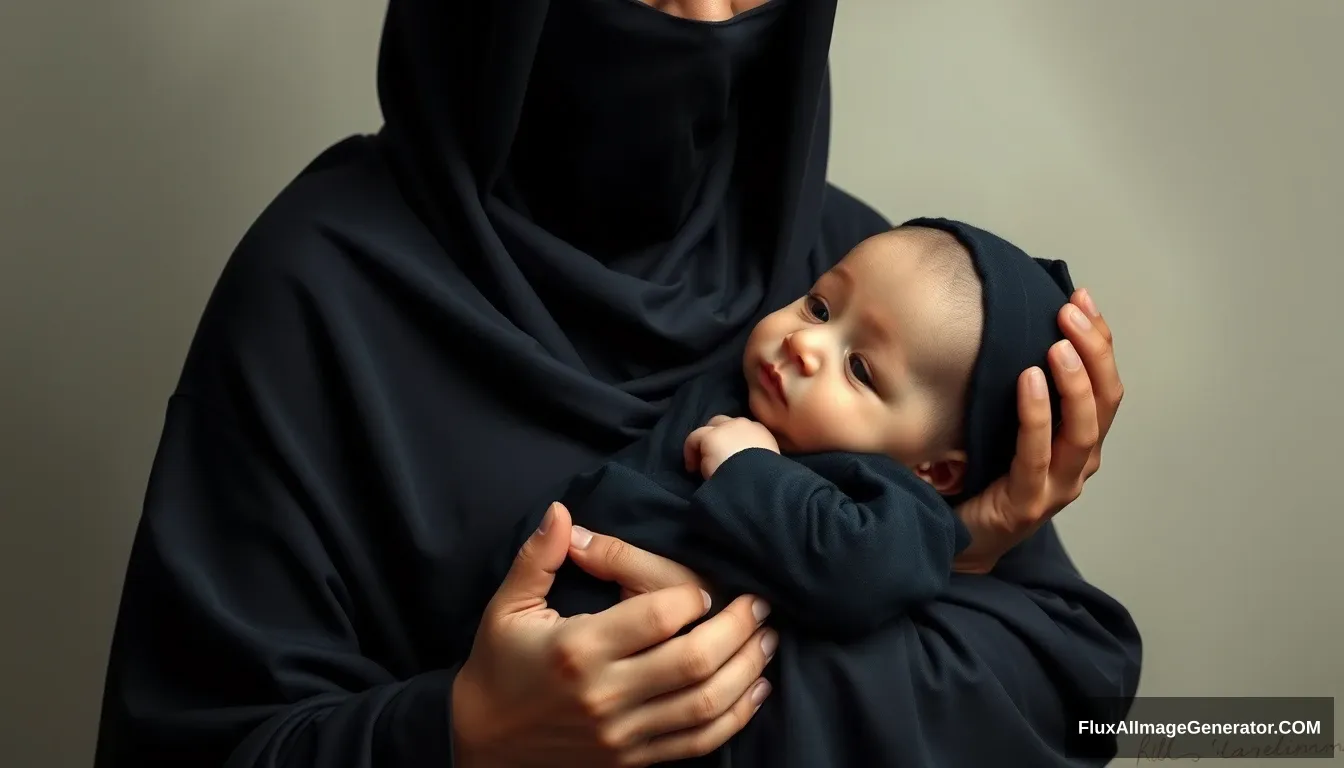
1029 367 1048 399
760 630 779 659
752 599 772 622
750 679 772 706
1068 304 1092 331
700 589 713 612
1079 289 1099 317
1059 340 1082 371
536 503 556 536
570 526 593 549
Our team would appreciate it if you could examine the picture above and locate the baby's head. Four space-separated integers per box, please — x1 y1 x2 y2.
743 218 1072 501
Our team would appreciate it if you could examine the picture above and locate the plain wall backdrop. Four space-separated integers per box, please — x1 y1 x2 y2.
2 1 1340 766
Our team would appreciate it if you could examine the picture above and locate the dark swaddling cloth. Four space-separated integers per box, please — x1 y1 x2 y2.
509 220 1139 767
543 366 970 637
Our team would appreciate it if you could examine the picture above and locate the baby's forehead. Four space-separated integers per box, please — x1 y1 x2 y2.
831 230 961 295
829 230 982 351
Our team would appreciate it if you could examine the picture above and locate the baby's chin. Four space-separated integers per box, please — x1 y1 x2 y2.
746 390 784 432
747 402 801 453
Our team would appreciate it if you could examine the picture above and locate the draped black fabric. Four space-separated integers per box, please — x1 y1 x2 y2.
93 1 1141 767
519 366 973 641
373 0 836 442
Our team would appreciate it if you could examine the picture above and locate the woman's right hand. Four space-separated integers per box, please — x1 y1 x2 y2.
452 502 776 768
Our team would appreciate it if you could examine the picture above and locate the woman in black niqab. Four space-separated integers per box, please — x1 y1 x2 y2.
93 1 1140 766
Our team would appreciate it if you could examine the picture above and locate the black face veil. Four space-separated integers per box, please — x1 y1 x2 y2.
375 0 839 447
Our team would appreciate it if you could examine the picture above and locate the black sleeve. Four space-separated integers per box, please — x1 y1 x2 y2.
94 395 460 768
687 448 970 638
737 521 1142 768
93 188 468 768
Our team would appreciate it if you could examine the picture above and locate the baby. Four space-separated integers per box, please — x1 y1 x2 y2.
514 217 1074 638
688 217 1069 504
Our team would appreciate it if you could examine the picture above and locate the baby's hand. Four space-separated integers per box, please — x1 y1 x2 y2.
683 415 781 479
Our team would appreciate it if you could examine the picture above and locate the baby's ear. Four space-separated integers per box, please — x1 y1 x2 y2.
914 451 968 496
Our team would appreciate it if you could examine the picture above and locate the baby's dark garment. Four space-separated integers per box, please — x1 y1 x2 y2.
543 365 972 638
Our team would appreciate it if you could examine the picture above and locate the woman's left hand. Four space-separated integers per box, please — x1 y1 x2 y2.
953 289 1123 574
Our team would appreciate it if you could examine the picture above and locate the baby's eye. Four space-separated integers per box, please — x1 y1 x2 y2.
849 354 874 388
805 295 829 322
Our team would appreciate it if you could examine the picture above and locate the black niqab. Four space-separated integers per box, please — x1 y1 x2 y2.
94 2 1141 767
376 0 833 440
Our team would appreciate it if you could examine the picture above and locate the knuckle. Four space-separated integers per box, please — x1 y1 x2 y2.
581 688 618 720
605 538 638 574
596 723 626 751
1028 454 1052 476
679 643 715 681
1028 410 1053 430
551 634 590 681
647 601 683 637
1076 426 1101 450
693 683 726 720
731 596 761 630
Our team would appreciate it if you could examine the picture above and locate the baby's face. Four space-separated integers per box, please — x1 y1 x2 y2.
742 230 979 472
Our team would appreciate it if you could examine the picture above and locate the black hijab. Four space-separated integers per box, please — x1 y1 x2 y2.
93 2 1140 767
376 0 837 447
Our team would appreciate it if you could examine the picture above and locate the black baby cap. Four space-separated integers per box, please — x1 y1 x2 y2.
899 217 1076 504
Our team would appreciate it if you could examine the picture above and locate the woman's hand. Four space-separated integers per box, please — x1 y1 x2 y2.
953 289 1123 574
452 502 776 768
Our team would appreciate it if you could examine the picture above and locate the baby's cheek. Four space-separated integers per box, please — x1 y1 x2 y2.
795 405 860 452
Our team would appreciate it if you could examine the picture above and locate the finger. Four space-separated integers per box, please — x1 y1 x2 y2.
1047 340 1099 488
622 673 772 766
1072 288 1112 345
619 594 771 703
1005 367 1053 509
1061 298 1122 439
684 426 711 473
620 623 775 737
706 414 733 427
569 529 706 595
488 502 573 616
566 582 711 662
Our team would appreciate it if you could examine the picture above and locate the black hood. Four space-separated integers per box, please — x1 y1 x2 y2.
902 217 1075 503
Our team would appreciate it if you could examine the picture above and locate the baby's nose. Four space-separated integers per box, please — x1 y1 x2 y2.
784 332 823 375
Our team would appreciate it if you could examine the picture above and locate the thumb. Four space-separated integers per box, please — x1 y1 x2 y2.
491 502 573 616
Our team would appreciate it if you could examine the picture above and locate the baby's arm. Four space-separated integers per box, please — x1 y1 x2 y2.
687 444 971 637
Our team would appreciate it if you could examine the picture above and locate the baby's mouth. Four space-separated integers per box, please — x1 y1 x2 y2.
759 361 787 404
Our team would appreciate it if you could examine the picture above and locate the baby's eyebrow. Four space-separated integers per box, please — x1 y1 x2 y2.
858 306 896 349
824 264 855 293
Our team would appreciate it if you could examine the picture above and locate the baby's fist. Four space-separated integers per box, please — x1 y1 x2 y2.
683 416 780 479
